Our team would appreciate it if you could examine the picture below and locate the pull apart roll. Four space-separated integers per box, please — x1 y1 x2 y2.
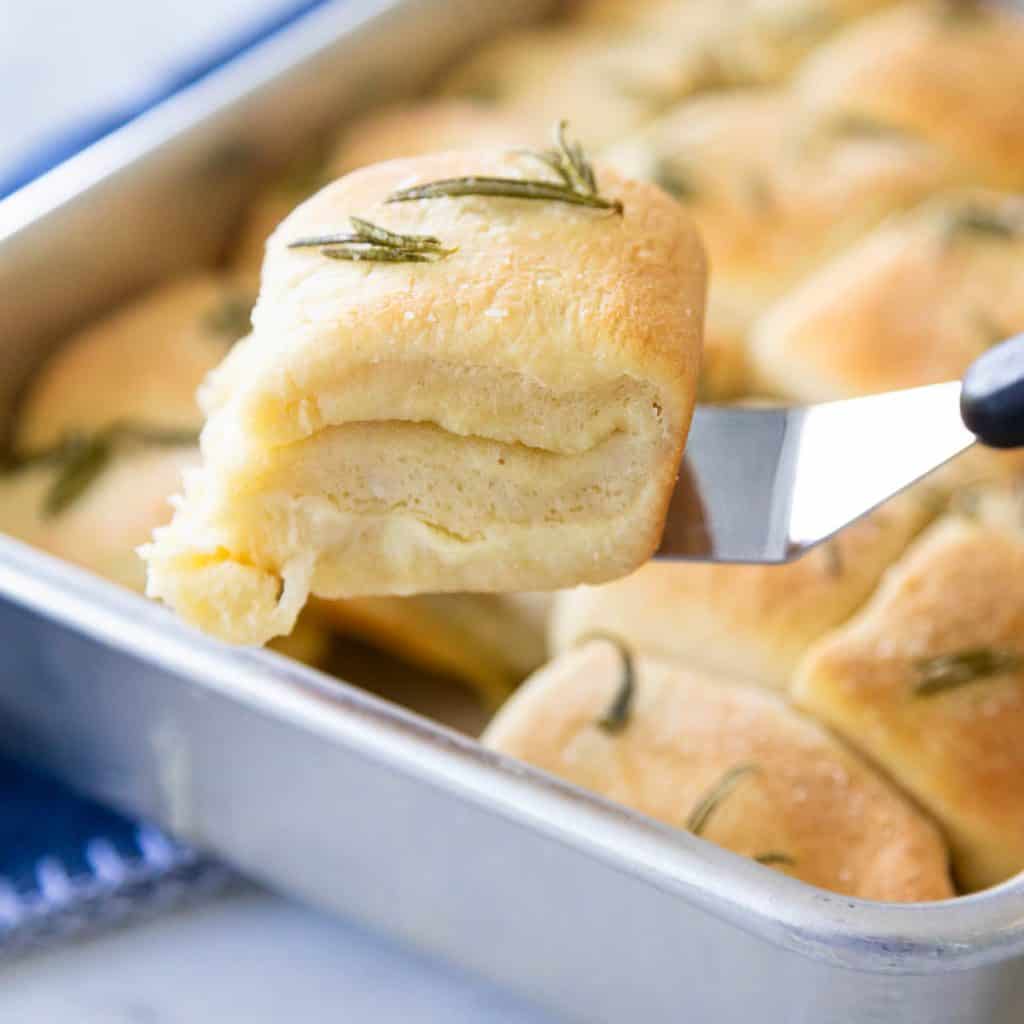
793 506 1024 891
604 91 959 397
484 642 954 901
552 491 933 692
145 148 706 645
794 0 1024 188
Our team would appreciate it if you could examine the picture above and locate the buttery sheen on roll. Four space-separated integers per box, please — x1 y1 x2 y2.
144 149 706 645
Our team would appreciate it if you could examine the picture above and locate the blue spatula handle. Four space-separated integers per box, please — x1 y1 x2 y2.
961 335 1024 449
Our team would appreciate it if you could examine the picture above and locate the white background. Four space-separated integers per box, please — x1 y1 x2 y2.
0 2 555 1020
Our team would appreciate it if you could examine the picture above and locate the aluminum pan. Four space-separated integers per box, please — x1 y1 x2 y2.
1 2 1023 1020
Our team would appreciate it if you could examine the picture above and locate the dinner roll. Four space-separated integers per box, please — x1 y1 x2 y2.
794 0 1024 188
551 492 932 691
484 642 953 901
573 0 897 87
313 592 549 707
438 25 717 149
144 146 706 644
604 91 959 397
752 190 1024 400
0 275 251 590
0 448 197 593
751 189 1024 487
793 512 1024 891
17 275 253 449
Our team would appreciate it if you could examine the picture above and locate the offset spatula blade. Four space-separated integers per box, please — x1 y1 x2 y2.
657 382 976 564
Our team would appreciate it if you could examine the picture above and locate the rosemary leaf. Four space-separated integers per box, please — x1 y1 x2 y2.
754 851 796 867
822 539 844 578
389 175 621 211
687 763 760 837
290 217 456 264
971 308 1009 349
936 0 987 25
914 648 1023 696
744 172 775 213
202 292 254 343
651 159 698 202
348 217 449 252
108 423 201 448
388 122 622 215
322 247 438 263
43 436 113 518
579 632 636 734
2 421 199 518
944 206 1020 243
827 115 911 141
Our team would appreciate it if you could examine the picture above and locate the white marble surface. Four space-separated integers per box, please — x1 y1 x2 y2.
0 3 556 1020
1 890 553 1023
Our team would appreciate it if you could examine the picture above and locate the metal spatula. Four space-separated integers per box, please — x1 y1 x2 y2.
656 335 1024 563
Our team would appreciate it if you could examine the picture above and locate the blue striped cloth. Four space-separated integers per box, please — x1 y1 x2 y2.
0 0 340 953
0 755 229 957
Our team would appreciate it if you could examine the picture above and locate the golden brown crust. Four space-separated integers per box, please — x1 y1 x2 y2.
750 189 1024 485
752 190 1024 399
793 516 1024 891
145 149 706 642
795 1 1024 187
551 490 933 690
603 90 958 398
484 644 954 901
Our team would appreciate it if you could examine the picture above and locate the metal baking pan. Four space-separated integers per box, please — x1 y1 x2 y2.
2 2 1024 1021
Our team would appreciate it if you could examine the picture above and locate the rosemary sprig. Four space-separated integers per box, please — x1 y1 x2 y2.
971 309 1009 349
289 216 456 264
687 763 760 837
822 539 845 578
913 648 1022 696
754 851 796 867
651 159 698 202
944 205 1021 244
388 121 622 215
579 632 636 734
1 422 199 518
744 172 776 213
826 115 912 141
202 291 254 344
936 0 988 25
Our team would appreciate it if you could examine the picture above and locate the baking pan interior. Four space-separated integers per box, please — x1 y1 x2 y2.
2 0 1024 1004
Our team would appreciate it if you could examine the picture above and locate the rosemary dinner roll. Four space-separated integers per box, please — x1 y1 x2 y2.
484 642 954 901
438 25 713 149
17 275 253 449
314 592 549 707
0 448 198 593
752 190 1024 400
573 0 896 92
0 275 252 591
603 90 958 397
750 189 1024 488
794 0 1024 188
793 513 1024 891
144 142 706 645
551 490 932 691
